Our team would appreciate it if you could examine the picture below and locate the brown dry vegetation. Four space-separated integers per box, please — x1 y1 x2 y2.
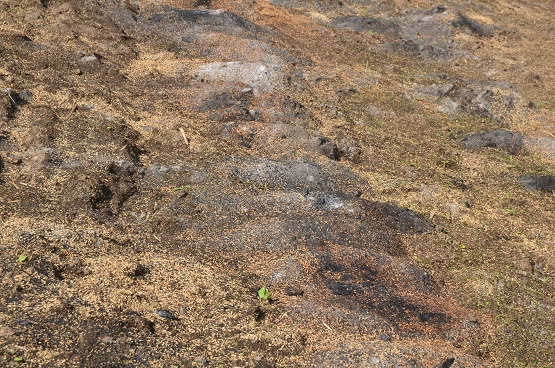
1 0 554 367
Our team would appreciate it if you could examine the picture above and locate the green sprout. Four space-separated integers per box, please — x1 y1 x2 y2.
17 254 28 263
257 286 271 303
172 185 190 191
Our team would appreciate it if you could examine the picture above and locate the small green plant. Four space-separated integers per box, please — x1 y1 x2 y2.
172 185 190 191
413 255 423 264
508 155 517 168
14 357 24 363
257 286 271 303
368 30 379 36
17 254 28 262
439 159 454 168
505 208 516 216
476 300 491 309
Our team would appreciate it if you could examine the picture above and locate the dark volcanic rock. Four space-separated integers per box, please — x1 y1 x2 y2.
317 137 342 161
331 16 401 37
154 309 177 320
460 129 523 155
375 7 477 62
111 7 268 41
519 176 555 192
227 158 337 191
436 357 456 368
453 12 496 36
312 341 485 368
411 78 521 121
1 88 27 120
195 86 255 122
148 9 266 38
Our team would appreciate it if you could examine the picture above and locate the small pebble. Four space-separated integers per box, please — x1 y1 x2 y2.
194 355 209 365
80 55 98 63
77 104 94 111
284 286 304 296
436 358 455 368
154 309 177 320
18 89 32 102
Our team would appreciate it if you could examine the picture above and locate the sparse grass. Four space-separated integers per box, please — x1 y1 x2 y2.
344 68 555 365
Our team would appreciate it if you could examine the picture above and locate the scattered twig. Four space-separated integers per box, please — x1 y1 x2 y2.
6 91 16 105
322 322 333 331
179 128 189 145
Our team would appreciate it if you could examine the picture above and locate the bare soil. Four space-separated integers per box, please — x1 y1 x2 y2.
1 0 554 367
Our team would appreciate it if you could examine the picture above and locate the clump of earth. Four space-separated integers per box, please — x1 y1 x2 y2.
1 0 554 367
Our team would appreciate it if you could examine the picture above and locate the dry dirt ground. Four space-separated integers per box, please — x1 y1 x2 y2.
1 0 554 367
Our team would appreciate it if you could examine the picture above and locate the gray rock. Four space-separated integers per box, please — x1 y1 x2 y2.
80 54 98 63
18 89 32 103
194 355 209 366
415 83 455 98
270 258 303 284
110 7 269 46
195 86 254 122
415 79 520 120
376 7 476 62
435 358 455 368
437 98 460 115
195 61 284 94
523 137 555 159
154 309 177 320
316 137 341 161
77 103 94 111
148 9 266 39
330 16 401 37
283 286 304 296
453 12 495 37
228 158 335 191
143 163 172 182
1 88 31 120
460 129 523 155
519 176 555 192
311 341 485 368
